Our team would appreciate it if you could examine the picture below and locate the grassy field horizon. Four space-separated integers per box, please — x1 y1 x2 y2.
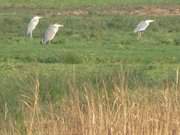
0 0 180 8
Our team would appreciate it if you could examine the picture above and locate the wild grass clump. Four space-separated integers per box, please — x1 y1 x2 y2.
1 77 180 135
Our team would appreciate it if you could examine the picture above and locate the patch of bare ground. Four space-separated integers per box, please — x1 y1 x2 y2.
1 5 180 16
56 5 180 16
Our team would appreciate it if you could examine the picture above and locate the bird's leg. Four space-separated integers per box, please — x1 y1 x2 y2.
137 32 141 40
30 32 33 38
141 31 144 37
140 32 142 38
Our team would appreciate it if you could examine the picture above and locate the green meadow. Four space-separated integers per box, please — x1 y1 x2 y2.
1 12 180 110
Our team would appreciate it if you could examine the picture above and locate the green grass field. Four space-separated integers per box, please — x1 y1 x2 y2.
1 1 180 134
1 11 180 112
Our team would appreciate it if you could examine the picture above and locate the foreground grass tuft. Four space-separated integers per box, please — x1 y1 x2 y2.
1 78 180 135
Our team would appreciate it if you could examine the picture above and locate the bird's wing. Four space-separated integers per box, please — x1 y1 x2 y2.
134 21 149 33
27 19 39 34
43 26 57 42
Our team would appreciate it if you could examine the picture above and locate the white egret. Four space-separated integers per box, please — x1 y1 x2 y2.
26 16 42 38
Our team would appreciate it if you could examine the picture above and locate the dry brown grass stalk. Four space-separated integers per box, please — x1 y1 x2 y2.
1 81 180 135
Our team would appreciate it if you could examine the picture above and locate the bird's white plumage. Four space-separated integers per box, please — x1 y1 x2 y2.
27 16 42 38
134 20 154 33
42 24 64 44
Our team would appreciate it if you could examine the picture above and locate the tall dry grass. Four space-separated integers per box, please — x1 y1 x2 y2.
1 78 180 135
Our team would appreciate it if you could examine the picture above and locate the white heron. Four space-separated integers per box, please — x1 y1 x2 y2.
41 23 64 44
134 20 155 39
26 16 42 38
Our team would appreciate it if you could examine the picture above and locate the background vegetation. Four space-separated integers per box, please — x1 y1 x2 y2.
0 0 180 8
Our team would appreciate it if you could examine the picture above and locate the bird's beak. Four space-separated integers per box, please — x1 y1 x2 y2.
59 24 64 27
151 20 155 23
